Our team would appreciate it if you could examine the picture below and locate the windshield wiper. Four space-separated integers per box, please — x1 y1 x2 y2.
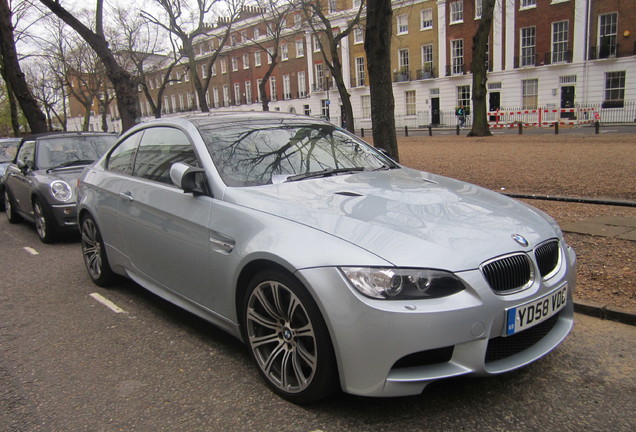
48 159 95 171
285 167 365 183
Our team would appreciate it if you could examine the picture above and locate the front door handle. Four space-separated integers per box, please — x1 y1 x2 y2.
119 191 134 202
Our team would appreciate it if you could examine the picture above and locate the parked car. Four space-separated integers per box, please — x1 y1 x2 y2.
4 131 116 242
77 113 576 403
0 137 21 210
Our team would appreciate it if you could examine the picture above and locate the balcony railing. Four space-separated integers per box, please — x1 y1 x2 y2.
514 54 538 68
416 66 436 80
544 50 572 65
446 64 466 76
589 43 619 60
393 69 411 82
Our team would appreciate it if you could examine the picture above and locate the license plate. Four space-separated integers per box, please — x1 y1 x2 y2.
504 285 568 336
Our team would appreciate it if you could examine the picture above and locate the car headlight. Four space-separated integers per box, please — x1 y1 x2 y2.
50 180 72 202
340 267 465 300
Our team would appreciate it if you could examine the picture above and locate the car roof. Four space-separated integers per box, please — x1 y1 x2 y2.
144 111 330 128
20 131 116 143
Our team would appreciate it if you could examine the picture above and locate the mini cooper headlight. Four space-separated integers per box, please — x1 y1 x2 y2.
50 180 72 202
340 267 465 300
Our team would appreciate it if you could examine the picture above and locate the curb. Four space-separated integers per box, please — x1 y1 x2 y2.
574 299 636 326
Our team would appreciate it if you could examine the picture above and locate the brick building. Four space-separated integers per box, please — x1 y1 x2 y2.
68 0 636 132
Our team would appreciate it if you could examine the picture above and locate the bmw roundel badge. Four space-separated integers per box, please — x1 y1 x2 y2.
511 233 529 247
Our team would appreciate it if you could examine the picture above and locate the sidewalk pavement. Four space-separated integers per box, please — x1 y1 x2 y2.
563 216 636 326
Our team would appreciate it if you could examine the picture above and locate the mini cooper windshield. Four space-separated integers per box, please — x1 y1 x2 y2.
197 121 395 187
38 135 115 170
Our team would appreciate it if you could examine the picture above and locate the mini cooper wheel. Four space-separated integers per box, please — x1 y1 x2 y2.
243 270 337 404
80 215 115 287
4 190 21 223
33 198 57 243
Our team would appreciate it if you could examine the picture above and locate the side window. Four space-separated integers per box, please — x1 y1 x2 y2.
107 132 142 175
16 141 35 169
133 127 198 185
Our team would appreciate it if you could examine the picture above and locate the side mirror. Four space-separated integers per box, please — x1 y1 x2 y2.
170 162 210 196
17 159 29 173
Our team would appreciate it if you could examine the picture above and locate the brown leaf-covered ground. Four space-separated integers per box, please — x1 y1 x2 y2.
365 132 636 311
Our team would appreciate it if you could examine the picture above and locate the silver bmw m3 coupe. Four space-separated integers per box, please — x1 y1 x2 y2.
77 112 575 403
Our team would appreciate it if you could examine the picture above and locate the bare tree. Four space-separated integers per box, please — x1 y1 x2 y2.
468 0 496 137
25 61 68 131
364 0 398 161
248 0 298 111
112 7 181 119
301 0 364 132
142 0 243 113
0 0 48 133
39 0 140 132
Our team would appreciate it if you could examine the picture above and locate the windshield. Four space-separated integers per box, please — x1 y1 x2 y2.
0 139 20 163
36 135 116 170
198 121 393 187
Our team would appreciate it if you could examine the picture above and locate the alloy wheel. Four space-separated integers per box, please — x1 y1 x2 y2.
81 217 103 280
246 280 318 395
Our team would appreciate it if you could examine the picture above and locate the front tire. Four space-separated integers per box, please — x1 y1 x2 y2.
243 270 337 404
80 214 115 287
33 198 57 243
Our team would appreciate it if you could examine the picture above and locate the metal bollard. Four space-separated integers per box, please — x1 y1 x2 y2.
518 122 523 135
428 125 433 136
595 121 600 134
404 125 409 137
456 124 460 135
361 128 364 137
555 122 559 135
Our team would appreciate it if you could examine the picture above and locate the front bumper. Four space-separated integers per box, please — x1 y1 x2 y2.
51 203 78 230
296 243 576 397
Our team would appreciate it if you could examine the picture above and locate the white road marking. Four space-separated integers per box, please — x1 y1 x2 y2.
23 247 39 255
90 293 126 314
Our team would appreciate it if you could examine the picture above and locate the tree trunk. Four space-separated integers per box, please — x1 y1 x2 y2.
468 0 496 137
3 76 21 136
0 0 48 134
364 0 398 162
39 0 139 132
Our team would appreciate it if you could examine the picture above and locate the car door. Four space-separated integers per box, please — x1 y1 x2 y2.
7 140 36 214
117 126 215 307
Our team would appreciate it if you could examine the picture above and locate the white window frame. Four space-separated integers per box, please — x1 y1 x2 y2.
475 0 483 19
296 40 305 58
220 59 227 74
520 26 536 67
354 27 364 44
420 8 433 30
223 85 230 107
397 14 409 35
522 79 538 110
451 39 464 75
405 90 416 116
552 20 569 64
269 77 277 101
245 81 252 104
233 83 241 104
361 95 371 118
520 0 536 9
281 43 289 61
450 1 464 24
231 57 238 72
254 52 261 67
298 71 306 98
283 74 291 100
355 57 365 87
243 53 250 69
603 71 625 107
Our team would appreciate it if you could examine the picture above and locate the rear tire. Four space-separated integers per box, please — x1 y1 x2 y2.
4 189 21 223
80 214 115 287
242 269 338 404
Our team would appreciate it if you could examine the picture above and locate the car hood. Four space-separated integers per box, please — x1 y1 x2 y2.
225 168 559 271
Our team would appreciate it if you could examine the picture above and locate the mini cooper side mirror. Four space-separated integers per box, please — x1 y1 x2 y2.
170 162 210 196
17 159 29 173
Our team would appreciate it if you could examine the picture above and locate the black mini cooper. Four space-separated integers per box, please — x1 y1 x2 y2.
3 132 115 242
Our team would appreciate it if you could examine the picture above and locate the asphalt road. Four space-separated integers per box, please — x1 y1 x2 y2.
1 217 635 432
